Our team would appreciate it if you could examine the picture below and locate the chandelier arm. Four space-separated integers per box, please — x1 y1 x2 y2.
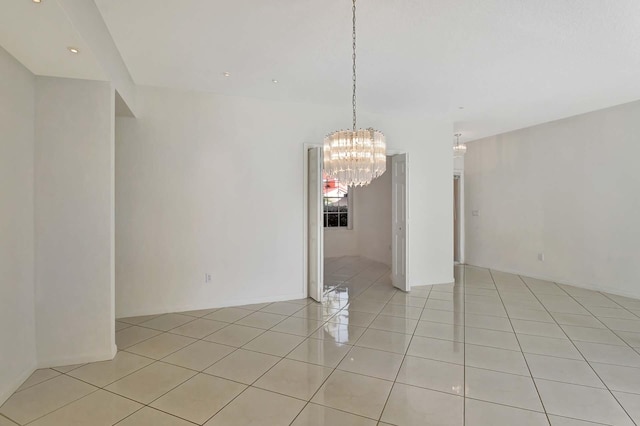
352 0 357 131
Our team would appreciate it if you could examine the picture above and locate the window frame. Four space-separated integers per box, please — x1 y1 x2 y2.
322 177 354 230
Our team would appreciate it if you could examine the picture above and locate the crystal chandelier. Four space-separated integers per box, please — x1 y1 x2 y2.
323 0 386 187
453 133 467 157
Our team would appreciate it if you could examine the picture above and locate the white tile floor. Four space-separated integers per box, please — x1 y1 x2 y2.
2 257 640 425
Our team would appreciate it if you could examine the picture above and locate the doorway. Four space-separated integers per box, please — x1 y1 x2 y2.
304 146 409 302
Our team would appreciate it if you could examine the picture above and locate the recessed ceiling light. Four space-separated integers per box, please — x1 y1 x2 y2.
223 72 231 77
67 47 79 54
33 0 42 3
272 79 279 84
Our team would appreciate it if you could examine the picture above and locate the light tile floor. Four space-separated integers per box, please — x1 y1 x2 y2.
2 257 640 425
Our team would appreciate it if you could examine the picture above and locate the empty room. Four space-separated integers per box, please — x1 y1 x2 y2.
1 0 639 425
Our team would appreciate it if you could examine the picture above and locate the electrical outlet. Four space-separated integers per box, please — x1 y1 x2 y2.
205 273 212 283
472 210 479 216
538 253 544 262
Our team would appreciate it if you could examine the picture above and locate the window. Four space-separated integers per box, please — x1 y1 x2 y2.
323 173 352 228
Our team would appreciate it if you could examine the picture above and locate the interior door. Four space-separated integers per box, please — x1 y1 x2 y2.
308 147 324 302
391 154 409 291
454 175 460 262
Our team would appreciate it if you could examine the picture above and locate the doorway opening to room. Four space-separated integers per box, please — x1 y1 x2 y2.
304 146 409 303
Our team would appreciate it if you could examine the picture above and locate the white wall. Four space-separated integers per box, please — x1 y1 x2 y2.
324 228 359 259
355 156 392 265
324 156 392 266
0 47 37 404
35 77 116 366
115 86 452 317
465 100 640 298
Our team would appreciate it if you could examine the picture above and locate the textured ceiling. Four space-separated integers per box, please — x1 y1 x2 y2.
3 0 640 142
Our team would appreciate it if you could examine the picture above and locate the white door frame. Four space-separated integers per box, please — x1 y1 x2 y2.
303 146 410 296
302 143 322 299
453 170 465 264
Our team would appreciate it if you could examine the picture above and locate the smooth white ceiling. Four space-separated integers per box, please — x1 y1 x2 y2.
0 0 106 81
4 1 640 142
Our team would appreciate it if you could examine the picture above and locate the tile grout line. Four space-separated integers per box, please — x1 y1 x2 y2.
487 269 552 425
516 273 636 425
286 261 392 425
551 283 640 425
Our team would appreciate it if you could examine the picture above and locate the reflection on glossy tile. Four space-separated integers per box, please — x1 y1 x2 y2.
286 337 351 367
381 383 463 425
270 316 323 337
355 328 411 354
311 323 366 344
328 310 377 327
204 387 304 425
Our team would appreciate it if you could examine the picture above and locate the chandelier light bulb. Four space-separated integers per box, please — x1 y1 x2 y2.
453 133 467 157
323 0 386 187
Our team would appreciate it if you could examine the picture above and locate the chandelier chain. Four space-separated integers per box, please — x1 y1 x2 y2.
352 0 357 131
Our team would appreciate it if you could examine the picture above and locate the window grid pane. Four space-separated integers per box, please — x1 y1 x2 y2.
323 176 349 228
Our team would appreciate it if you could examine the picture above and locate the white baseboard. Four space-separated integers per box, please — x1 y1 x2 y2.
412 276 454 287
37 346 117 370
466 263 640 301
116 292 306 319
0 363 37 406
